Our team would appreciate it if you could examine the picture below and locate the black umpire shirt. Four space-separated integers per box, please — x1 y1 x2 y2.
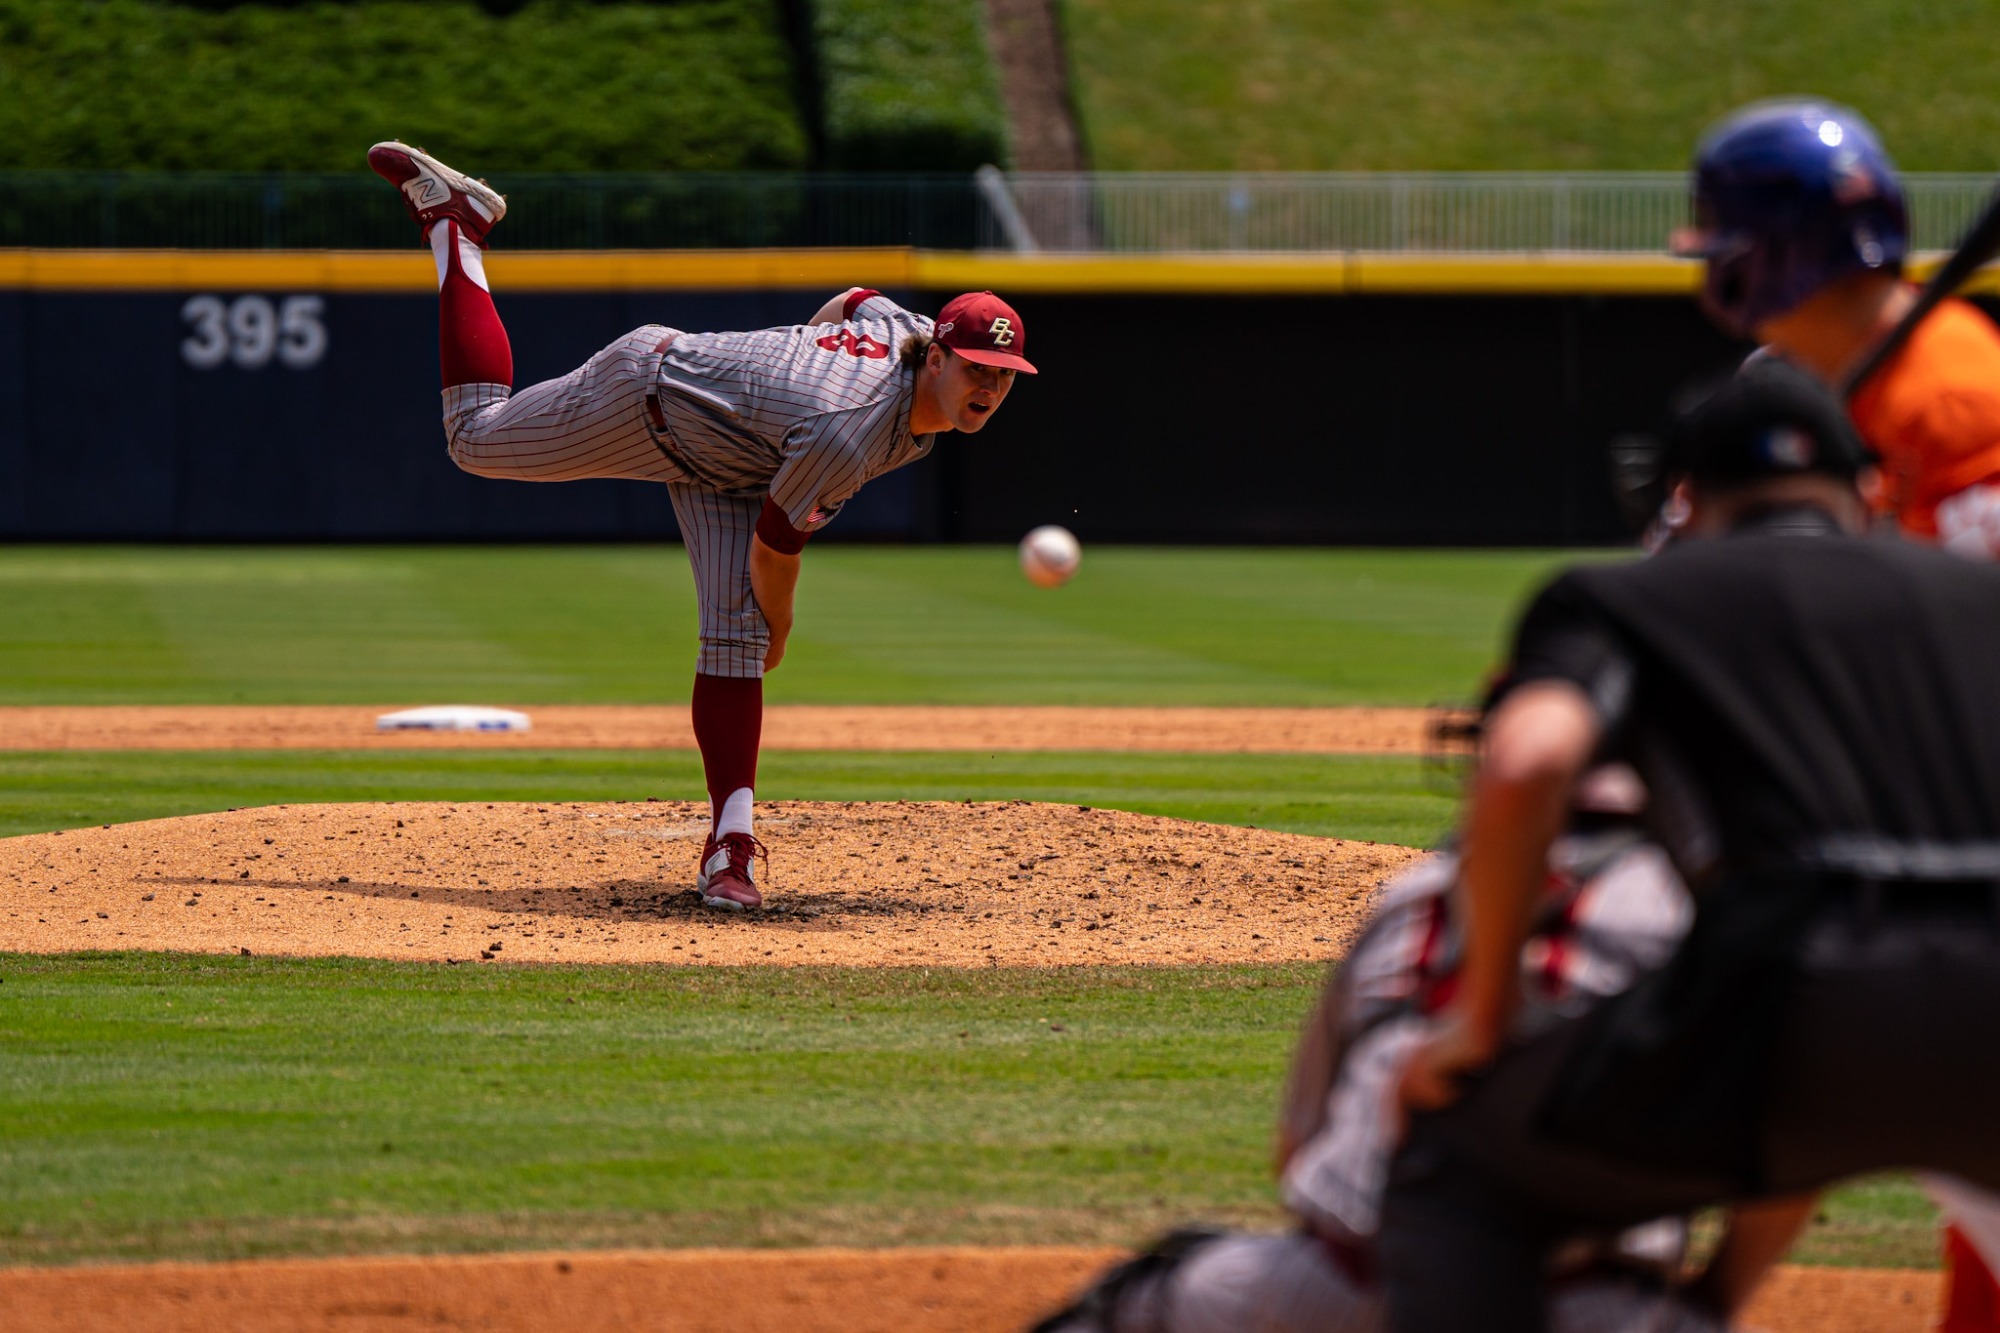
1503 506 2000 1179
1509 506 2000 882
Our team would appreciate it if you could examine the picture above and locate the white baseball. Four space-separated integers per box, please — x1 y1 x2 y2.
1018 525 1082 588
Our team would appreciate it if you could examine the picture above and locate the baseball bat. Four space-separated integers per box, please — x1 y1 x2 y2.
1842 182 2000 398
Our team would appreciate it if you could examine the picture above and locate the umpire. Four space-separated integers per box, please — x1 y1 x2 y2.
1378 359 2000 1332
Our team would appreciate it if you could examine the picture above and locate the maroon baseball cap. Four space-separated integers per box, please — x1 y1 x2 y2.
935 291 1037 373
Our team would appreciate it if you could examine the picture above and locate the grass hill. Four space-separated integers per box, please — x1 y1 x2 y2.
4 1 1996 178
1058 0 2000 171
0 0 810 171
0 0 1006 173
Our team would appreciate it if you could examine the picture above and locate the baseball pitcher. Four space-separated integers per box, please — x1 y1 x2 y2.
368 142 1036 911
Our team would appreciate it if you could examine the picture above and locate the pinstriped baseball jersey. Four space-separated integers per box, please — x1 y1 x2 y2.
653 292 935 533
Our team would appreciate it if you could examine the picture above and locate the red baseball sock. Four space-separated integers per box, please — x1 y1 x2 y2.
1941 1225 2000 1332
430 219 513 389
691 673 763 831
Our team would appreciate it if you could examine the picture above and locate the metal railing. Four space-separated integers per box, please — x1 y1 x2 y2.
998 172 1996 253
0 169 1991 252
0 172 988 251
1005 172 1692 253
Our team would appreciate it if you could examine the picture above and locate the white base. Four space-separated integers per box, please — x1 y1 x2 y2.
376 705 531 733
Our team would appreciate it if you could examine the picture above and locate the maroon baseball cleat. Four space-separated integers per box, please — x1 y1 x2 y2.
367 141 507 246
696 831 766 911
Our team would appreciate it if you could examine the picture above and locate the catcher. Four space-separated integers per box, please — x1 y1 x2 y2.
1031 765 1800 1333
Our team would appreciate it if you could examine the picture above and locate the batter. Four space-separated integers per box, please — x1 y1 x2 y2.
368 141 1037 910
1675 99 2000 554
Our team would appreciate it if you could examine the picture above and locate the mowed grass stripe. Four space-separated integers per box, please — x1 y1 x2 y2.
0 955 1314 1265
0 546 1578 706
0 749 1459 846
0 954 1940 1269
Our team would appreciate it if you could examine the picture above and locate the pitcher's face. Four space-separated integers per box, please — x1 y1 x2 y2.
929 345 1016 433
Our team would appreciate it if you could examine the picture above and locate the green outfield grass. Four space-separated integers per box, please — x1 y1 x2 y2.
0 546 1579 707
0 955 1314 1265
1060 0 2000 171
0 750 1455 846
0 954 1936 1270
0 544 1938 1271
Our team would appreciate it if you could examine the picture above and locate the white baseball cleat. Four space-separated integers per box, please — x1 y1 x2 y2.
367 141 507 246
696 832 766 911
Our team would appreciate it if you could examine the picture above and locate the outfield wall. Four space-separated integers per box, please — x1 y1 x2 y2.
13 248 1945 544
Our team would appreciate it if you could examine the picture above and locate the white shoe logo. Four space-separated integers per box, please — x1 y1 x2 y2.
403 169 449 209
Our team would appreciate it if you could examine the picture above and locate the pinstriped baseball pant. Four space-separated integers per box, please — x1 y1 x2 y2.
441 326 769 679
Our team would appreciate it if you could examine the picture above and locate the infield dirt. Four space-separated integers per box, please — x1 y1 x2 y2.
0 704 1434 753
0 1248 1940 1333
0 800 1417 965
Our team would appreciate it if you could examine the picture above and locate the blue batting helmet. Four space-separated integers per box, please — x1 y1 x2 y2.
1675 99 1908 338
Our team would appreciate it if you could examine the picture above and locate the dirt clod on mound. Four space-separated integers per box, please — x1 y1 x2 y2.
0 802 1419 967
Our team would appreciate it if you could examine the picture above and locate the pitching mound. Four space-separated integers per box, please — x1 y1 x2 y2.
0 801 1418 967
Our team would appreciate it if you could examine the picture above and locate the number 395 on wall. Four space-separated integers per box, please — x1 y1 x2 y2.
180 294 328 370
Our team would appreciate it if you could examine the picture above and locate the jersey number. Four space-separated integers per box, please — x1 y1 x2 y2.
816 329 890 359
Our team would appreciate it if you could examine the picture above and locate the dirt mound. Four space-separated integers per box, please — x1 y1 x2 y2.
0 1248 1938 1333
0 801 1417 967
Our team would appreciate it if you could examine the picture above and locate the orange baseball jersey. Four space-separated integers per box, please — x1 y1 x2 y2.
1849 295 2000 538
